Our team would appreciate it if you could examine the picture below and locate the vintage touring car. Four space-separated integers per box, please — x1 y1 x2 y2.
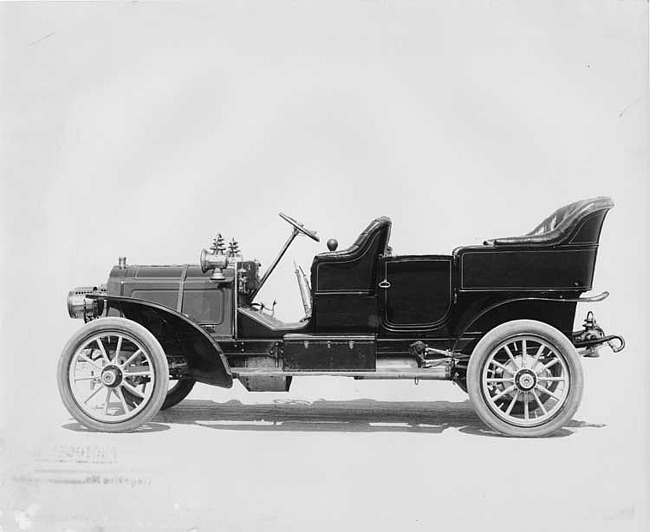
59 196 625 437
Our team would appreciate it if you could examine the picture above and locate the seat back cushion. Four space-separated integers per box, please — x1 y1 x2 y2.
485 196 614 246
312 217 391 292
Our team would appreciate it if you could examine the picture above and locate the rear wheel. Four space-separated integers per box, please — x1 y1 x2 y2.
467 320 583 437
58 318 169 432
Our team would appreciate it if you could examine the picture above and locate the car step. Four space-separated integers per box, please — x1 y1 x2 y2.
232 366 451 380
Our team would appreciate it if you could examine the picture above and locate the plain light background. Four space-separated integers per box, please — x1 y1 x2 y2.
0 0 648 529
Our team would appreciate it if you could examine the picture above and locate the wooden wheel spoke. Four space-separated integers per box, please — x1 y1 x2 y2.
123 370 152 378
523 393 529 420
113 336 123 363
536 384 563 402
122 381 145 400
96 338 110 363
490 360 516 375
121 349 143 368
531 345 545 370
491 385 516 402
537 376 567 383
115 386 131 415
505 391 519 416
503 345 519 368
83 384 105 404
536 357 559 375
531 390 547 415
104 388 112 415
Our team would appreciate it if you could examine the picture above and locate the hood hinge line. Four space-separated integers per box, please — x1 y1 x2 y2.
176 265 189 313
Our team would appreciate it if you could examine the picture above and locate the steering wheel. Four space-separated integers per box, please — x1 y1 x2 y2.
279 213 320 242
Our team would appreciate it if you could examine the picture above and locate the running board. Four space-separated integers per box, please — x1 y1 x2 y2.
232 366 451 380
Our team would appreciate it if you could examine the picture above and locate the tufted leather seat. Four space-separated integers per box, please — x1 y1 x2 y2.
317 217 392 261
311 217 392 293
484 196 614 247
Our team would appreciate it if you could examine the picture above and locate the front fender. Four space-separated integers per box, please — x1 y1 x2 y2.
90 295 232 388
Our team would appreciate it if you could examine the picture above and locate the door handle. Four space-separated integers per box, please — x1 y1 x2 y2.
378 279 391 289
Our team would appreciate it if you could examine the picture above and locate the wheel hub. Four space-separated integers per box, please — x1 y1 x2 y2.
515 368 537 392
100 365 123 388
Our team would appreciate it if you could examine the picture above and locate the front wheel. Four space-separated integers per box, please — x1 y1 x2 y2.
467 320 583 438
58 317 169 432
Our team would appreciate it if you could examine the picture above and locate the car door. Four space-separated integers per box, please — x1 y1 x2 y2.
379 256 453 330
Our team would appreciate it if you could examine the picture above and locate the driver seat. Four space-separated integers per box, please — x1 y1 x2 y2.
311 216 392 293
309 217 391 332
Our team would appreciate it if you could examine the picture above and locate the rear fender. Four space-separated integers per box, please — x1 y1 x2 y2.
91 295 232 388
452 297 578 355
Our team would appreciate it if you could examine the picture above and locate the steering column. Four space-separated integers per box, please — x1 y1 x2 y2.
249 213 319 301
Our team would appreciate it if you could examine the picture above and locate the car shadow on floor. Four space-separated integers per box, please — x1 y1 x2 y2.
139 398 605 438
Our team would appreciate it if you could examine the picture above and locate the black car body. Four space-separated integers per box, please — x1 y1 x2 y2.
59 196 624 436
